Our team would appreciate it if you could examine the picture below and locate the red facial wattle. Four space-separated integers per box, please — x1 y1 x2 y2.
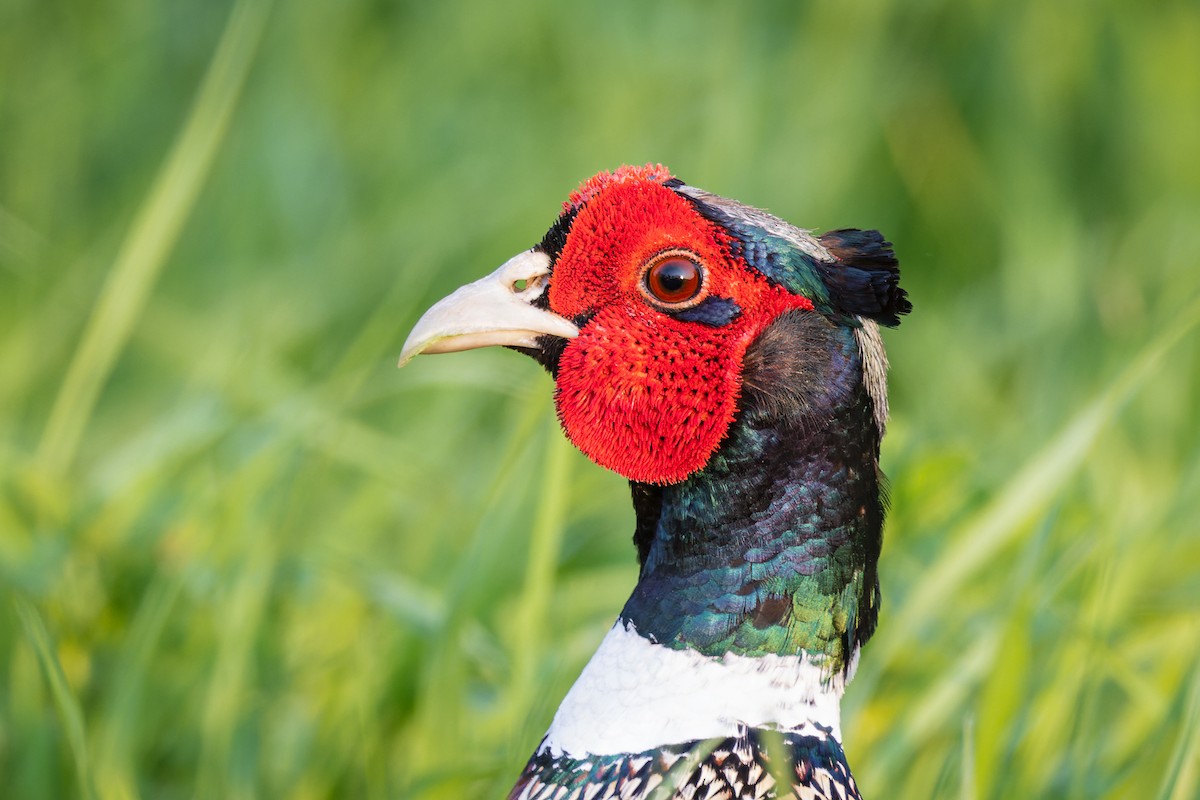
549 179 814 485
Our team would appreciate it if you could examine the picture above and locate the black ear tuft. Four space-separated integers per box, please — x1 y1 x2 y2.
816 229 912 327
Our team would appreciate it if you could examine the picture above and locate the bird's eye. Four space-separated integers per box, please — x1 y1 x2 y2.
642 253 704 307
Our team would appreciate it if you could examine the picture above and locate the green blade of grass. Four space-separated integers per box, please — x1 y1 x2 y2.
1159 651 1200 800
190 443 291 800
94 576 184 800
507 419 572 718
961 715 976 800
14 595 96 800
34 0 271 477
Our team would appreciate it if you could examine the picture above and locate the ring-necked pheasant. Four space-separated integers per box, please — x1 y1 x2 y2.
400 164 910 800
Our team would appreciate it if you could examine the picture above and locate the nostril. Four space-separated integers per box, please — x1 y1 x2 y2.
512 278 528 292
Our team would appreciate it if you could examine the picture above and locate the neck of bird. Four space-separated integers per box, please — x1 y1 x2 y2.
542 320 884 759
622 373 882 675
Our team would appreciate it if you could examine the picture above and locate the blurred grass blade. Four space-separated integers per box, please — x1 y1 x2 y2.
35 0 271 476
14 595 96 800
508 421 571 714
193 450 284 799
95 577 184 800
758 728 794 800
1159 652 1200 800
648 738 722 800
961 716 976 800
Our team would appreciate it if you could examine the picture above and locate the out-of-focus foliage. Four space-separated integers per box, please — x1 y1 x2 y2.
1 1 1197 797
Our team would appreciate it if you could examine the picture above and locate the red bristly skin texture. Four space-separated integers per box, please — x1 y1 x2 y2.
565 163 675 213
550 174 815 485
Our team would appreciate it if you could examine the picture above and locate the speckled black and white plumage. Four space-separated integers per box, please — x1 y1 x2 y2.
511 723 860 800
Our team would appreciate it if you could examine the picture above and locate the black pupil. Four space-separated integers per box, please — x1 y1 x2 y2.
654 260 695 297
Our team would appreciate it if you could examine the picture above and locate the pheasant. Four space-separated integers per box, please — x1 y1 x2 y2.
399 164 910 800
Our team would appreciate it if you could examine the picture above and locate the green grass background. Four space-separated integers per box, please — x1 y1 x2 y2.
1 0 1198 797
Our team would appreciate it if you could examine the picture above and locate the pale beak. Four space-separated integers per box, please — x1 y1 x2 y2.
398 250 579 367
